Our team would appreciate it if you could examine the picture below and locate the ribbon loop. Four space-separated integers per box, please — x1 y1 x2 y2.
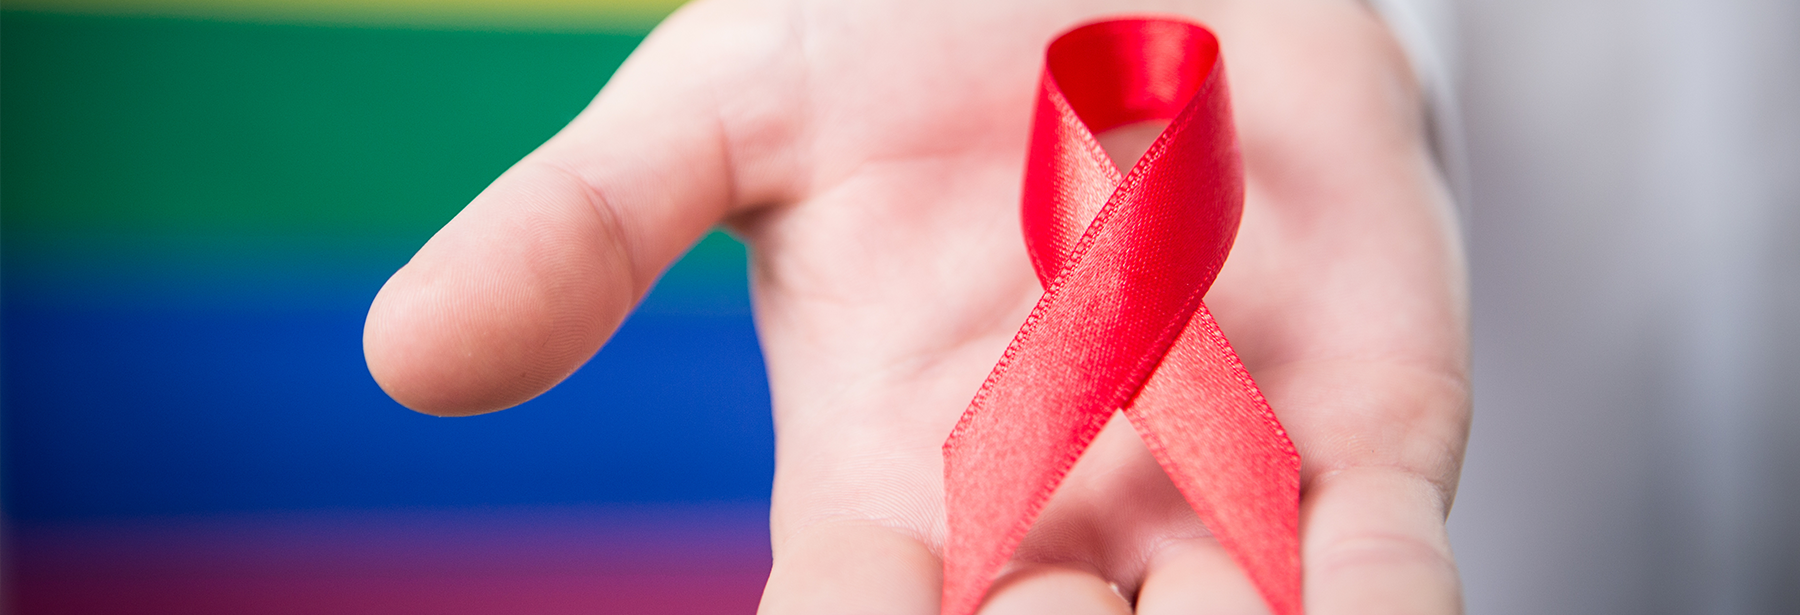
942 18 1302 615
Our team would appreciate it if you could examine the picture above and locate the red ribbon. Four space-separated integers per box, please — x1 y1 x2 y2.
941 18 1301 615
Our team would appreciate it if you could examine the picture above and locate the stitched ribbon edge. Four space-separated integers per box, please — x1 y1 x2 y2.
939 16 1303 615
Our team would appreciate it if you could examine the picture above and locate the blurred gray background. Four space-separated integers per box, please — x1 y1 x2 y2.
1442 0 1799 612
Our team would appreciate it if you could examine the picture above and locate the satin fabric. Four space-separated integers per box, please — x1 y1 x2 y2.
940 18 1301 615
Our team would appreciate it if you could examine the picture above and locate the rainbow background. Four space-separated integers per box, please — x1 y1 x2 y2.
2 1 776 612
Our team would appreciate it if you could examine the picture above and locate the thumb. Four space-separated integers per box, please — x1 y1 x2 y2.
363 11 771 416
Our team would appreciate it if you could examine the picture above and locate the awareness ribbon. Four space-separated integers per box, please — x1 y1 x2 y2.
940 18 1302 615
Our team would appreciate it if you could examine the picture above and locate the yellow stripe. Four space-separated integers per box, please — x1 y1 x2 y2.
3 0 690 31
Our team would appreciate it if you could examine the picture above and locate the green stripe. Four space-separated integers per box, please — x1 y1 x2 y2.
2 10 748 305
2 11 636 242
3 0 686 31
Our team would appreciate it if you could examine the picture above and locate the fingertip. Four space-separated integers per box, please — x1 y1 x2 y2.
1302 467 1462 615
979 563 1132 615
759 524 942 615
363 166 639 417
1135 537 1270 615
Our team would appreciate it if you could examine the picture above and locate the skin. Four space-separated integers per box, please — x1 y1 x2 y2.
362 0 1471 612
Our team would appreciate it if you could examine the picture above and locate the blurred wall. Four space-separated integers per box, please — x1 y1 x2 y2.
1449 0 1800 613
1 6 773 522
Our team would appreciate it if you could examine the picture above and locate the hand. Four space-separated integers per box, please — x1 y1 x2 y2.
362 0 1470 612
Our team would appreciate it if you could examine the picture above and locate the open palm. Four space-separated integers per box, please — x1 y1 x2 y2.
364 0 1470 613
